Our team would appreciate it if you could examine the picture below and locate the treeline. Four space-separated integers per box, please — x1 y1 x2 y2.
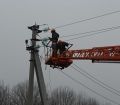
0 81 104 105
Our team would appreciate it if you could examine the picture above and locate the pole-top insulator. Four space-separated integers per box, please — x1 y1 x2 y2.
28 24 42 33
28 24 39 30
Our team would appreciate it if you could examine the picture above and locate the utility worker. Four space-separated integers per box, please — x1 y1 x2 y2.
49 29 59 56
57 40 69 54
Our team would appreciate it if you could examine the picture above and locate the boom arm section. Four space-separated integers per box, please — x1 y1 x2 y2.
62 45 120 61
46 45 120 69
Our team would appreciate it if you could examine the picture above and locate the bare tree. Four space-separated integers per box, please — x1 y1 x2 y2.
49 87 76 105
11 81 41 105
0 80 101 105
76 94 99 105
0 81 11 105
87 98 99 105
0 80 110 105
50 88 100 105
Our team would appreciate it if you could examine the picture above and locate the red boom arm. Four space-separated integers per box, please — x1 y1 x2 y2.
62 45 120 61
46 45 120 69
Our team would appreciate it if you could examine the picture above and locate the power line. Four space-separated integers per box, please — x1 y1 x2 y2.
55 10 120 29
72 64 120 97
60 70 120 105
73 64 120 94
60 25 120 38
40 56 52 94
48 67 52 94
65 25 120 41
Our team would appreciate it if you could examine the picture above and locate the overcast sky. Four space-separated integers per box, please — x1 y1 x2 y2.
0 0 120 104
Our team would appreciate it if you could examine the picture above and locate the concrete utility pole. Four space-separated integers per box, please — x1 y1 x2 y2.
25 24 47 105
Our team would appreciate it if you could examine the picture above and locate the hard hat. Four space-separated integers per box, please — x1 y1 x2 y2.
51 28 56 33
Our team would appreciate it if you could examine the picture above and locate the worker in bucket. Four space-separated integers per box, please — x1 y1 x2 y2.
49 29 59 56
57 40 69 54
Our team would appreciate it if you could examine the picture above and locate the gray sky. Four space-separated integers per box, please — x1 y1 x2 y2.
0 0 120 104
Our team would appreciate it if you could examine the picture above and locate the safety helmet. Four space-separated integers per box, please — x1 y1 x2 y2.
51 28 56 33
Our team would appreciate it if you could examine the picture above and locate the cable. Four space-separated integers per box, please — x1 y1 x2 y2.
65 25 120 41
55 10 120 29
48 67 52 94
73 64 120 93
39 54 52 94
60 25 120 38
40 48 120 105
71 64 120 97
60 70 120 105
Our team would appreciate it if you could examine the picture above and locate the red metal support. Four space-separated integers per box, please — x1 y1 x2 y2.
45 45 120 69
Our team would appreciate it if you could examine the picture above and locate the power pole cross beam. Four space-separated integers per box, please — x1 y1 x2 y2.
25 24 47 105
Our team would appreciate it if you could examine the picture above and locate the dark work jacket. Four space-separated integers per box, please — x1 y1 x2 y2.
51 32 59 42
58 41 69 50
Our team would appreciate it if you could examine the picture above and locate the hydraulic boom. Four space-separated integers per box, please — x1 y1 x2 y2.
62 45 120 61
45 45 120 69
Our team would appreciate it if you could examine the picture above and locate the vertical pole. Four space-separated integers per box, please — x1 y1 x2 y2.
26 24 37 105
26 24 47 105
26 54 34 105
34 52 48 105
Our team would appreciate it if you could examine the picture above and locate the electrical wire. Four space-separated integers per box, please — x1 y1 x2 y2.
60 70 120 105
60 25 120 38
48 67 52 94
65 25 120 41
38 10 120 104
73 64 120 93
41 52 120 104
39 54 52 95
71 64 120 97
55 10 120 29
